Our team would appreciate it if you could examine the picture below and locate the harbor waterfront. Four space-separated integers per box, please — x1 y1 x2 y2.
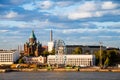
0 71 120 80
1 67 120 72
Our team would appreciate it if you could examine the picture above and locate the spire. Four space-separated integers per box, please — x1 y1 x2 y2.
50 30 53 41
29 30 36 39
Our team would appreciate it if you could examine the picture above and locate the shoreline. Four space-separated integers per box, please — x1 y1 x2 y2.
1 68 120 73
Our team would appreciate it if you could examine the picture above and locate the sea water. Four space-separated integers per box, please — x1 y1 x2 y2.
0 72 120 80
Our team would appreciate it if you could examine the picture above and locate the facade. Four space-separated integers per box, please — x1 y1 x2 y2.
23 56 46 64
24 30 42 57
66 45 106 54
48 42 54 52
47 55 95 67
0 51 19 65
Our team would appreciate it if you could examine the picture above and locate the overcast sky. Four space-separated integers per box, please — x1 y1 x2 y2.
0 0 120 49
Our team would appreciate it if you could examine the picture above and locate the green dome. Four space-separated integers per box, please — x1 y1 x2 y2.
29 30 36 39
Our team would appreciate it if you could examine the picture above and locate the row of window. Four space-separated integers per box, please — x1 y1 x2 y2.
0 56 12 58
0 54 12 56
0 60 12 62
48 59 92 62
48 59 93 66
48 61 92 66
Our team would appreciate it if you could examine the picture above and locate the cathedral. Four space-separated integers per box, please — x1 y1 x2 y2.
24 30 42 57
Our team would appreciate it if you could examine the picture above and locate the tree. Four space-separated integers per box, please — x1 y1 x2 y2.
94 49 119 66
106 50 118 66
94 50 106 66
18 58 24 64
104 57 110 67
50 49 55 55
72 47 82 54
42 50 49 57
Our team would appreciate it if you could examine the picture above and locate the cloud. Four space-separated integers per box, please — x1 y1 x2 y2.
78 1 97 11
0 4 5 7
53 26 120 35
68 12 92 20
0 19 61 29
21 0 53 10
0 30 9 33
91 21 120 28
67 1 120 20
0 0 120 49
0 17 74 29
38 0 53 9
21 3 36 11
67 1 100 20
10 0 28 5
5 11 19 18
56 1 74 7
102 1 118 9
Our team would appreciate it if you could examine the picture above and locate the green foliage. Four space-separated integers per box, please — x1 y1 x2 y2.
72 47 82 54
106 50 118 65
104 57 110 66
50 49 55 55
94 49 119 66
84 50 90 54
94 50 104 66
18 58 24 64
42 50 49 57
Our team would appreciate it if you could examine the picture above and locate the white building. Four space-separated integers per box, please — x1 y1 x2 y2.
47 55 95 67
48 30 55 52
48 41 54 52
23 56 46 64
0 51 20 65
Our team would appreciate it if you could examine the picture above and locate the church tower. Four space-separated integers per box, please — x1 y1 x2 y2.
29 30 36 44
24 30 42 57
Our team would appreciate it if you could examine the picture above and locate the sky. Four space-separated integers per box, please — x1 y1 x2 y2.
0 0 120 49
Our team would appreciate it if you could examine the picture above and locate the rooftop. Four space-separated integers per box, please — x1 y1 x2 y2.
0 50 16 53
29 30 36 39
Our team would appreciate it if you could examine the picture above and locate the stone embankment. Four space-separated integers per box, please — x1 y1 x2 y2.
0 69 6 72
0 69 12 72
1 68 120 72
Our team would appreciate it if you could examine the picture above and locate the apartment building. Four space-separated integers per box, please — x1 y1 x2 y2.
0 50 19 65
47 54 95 67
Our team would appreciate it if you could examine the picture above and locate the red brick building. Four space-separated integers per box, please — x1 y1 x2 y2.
24 30 42 57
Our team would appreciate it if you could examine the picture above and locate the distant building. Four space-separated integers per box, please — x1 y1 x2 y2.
23 56 46 64
106 47 119 50
66 45 106 54
0 50 19 65
48 42 54 52
48 30 55 52
24 30 42 57
66 45 83 54
47 55 95 67
42 46 48 52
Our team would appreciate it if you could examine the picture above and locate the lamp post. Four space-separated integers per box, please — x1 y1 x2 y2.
99 42 102 68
